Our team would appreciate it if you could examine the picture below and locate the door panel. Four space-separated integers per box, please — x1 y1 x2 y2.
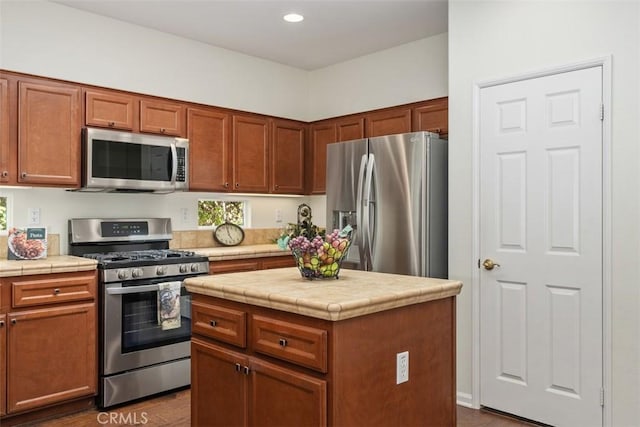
479 66 603 427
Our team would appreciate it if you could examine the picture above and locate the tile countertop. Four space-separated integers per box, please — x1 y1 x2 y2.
0 255 98 277
186 243 289 261
185 267 463 321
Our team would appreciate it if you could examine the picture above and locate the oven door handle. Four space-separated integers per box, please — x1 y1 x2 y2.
106 283 182 295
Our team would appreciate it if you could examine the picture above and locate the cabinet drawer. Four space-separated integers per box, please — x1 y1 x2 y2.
192 301 247 348
251 315 327 373
12 275 96 308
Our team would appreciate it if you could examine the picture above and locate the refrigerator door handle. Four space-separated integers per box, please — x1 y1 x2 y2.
364 153 376 269
356 154 368 268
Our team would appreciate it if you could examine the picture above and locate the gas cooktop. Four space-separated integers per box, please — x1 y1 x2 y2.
84 249 206 267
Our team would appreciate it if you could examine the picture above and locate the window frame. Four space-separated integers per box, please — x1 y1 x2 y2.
197 199 249 229
0 192 12 235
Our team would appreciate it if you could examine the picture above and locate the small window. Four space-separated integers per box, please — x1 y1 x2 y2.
198 200 246 227
0 194 11 234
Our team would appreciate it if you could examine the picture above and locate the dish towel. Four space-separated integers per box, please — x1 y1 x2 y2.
157 281 182 331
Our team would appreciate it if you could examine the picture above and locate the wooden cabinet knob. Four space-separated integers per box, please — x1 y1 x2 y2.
160 128 166 134
53 288 61 295
11 319 17 325
0 320 4 327
235 183 239 188
108 121 115 127
1 171 8 177
224 182 229 188
21 172 27 179
275 184 280 190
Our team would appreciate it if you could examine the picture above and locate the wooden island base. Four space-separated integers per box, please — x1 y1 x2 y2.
190 293 456 426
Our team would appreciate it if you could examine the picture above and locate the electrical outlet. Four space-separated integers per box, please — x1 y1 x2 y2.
180 208 189 224
275 209 283 223
396 351 409 384
28 208 41 225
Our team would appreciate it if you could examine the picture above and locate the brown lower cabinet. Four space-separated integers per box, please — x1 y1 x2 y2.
0 271 97 422
209 255 295 275
190 294 456 427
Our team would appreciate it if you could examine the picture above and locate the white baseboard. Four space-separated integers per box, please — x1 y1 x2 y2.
456 391 474 408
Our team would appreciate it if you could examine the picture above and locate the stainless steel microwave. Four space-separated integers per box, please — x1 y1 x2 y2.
82 128 189 193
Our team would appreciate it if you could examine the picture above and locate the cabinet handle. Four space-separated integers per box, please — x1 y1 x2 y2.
224 182 229 188
243 366 250 375
209 320 217 327
21 172 27 179
235 183 239 188
0 320 4 327
108 121 115 127
1 171 8 177
53 288 61 295
279 338 288 347
160 128 166 134
235 363 241 372
275 184 279 190
11 319 17 325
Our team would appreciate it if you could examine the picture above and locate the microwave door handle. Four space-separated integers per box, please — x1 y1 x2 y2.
170 143 178 185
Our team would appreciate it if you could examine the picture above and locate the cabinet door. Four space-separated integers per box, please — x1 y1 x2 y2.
232 114 269 193
140 99 185 137
307 123 336 195
85 89 136 131
18 81 81 186
412 97 448 137
335 116 364 142
365 107 412 137
249 358 327 427
188 107 231 191
0 78 9 183
270 119 305 194
0 314 5 416
6 303 96 414
191 339 248 427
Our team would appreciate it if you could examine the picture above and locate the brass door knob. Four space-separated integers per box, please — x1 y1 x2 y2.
482 259 501 270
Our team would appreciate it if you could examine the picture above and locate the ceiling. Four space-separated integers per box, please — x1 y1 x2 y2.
51 0 448 71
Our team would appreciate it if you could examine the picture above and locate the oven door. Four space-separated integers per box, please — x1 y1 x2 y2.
102 278 192 376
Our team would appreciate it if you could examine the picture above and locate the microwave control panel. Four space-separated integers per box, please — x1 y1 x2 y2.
176 147 186 182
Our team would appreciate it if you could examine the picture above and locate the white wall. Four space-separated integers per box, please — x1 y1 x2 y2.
5 187 306 253
449 1 640 425
308 34 448 120
0 0 308 120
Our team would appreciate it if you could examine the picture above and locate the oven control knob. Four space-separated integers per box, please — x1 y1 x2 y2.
117 270 130 280
156 266 167 276
131 268 143 278
190 264 200 273
179 264 188 273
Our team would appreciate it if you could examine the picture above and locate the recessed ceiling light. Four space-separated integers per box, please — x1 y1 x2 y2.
283 13 304 23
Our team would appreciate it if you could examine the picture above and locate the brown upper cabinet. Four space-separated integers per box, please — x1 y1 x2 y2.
336 116 365 142
140 99 186 137
307 122 337 195
270 119 305 194
188 107 231 192
0 78 10 184
232 114 269 193
18 80 81 187
85 88 136 131
365 107 412 137
412 96 448 138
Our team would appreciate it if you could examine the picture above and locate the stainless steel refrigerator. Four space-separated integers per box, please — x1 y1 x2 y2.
326 131 447 278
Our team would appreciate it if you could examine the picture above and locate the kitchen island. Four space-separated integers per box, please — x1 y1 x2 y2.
185 268 462 427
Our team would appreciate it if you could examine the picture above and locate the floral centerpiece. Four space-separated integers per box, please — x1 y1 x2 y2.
277 204 353 280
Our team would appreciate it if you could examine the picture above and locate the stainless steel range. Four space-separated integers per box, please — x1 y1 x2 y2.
68 218 209 408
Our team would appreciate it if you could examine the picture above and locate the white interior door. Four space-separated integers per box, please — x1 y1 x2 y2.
479 66 603 427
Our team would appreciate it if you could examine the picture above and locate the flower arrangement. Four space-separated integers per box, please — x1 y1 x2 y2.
277 204 353 279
